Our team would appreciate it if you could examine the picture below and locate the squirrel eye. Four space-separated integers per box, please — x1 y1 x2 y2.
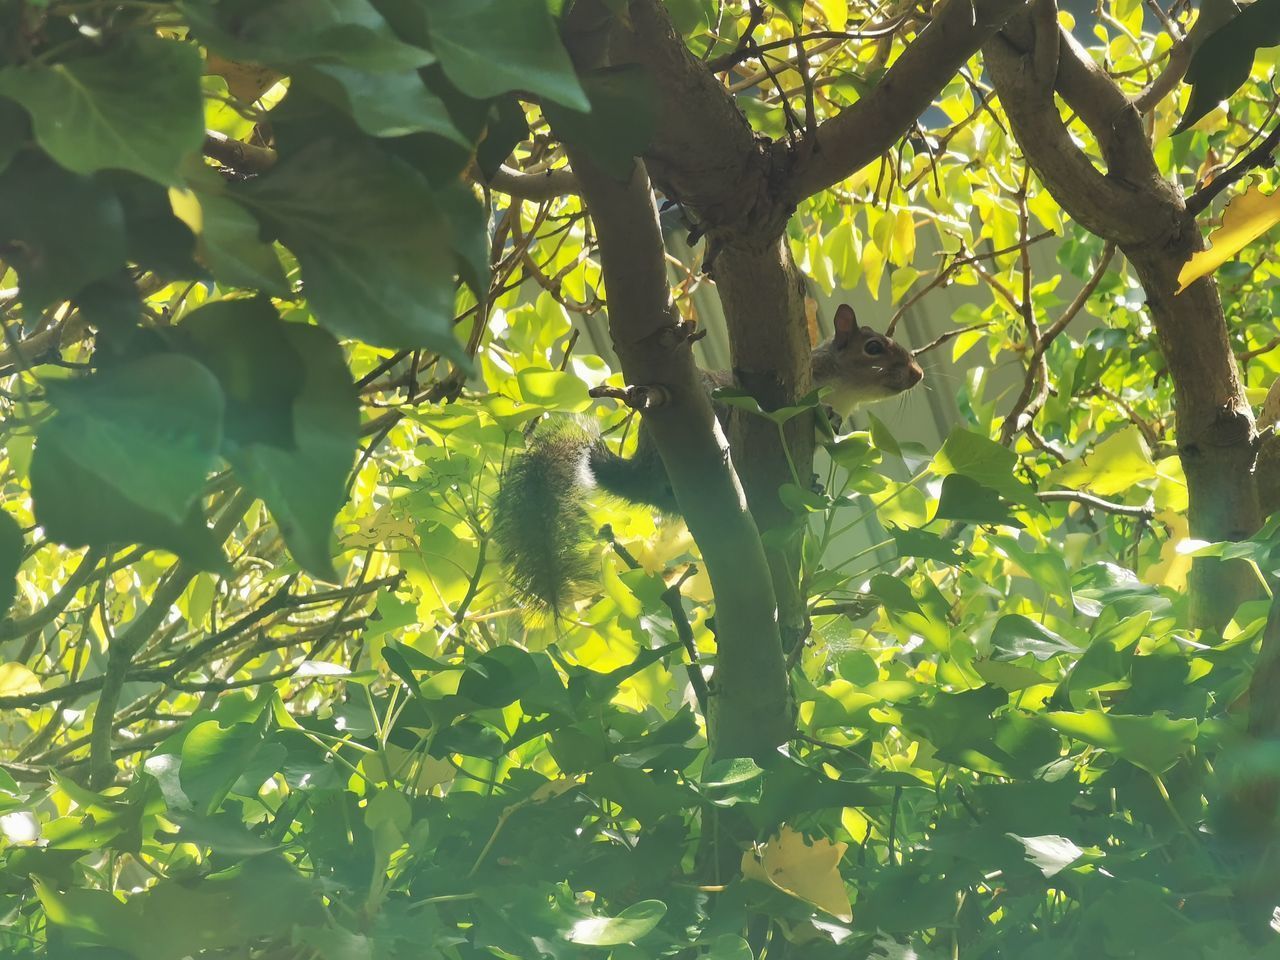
864 339 886 356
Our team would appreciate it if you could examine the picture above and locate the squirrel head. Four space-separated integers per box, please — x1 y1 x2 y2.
816 304 924 414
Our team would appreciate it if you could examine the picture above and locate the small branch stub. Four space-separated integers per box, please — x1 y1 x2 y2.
588 383 672 410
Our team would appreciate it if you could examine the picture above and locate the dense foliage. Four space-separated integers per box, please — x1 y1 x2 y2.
2 0 1280 957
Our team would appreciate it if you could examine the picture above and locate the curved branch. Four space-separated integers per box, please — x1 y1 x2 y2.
784 0 1029 202
562 150 790 762
983 5 1178 244
478 164 580 200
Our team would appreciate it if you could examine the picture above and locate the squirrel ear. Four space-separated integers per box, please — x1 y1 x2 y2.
833 304 857 348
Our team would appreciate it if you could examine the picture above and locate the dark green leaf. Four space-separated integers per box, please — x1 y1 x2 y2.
544 65 657 179
183 0 435 72
0 152 126 320
42 354 224 523
458 646 538 708
73 272 144 348
299 63 467 141
933 427 1038 506
30 437 227 571
0 96 29 173
101 171 201 280
476 95 529 177
424 0 589 111
0 510 21 620
238 137 463 358
229 324 357 580
889 526 970 565
1177 0 1280 133
178 297 305 449
991 614 1082 661
0 36 203 185
187 181 291 295
933 473 1021 526
435 180 490 294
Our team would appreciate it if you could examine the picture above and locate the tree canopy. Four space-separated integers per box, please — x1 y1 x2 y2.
3 0 1280 957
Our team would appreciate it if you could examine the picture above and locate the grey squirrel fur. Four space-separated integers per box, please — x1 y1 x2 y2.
493 304 924 615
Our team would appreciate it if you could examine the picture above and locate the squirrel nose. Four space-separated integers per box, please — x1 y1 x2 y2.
906 360 924 386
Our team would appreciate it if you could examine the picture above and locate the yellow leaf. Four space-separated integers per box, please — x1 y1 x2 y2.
0 662 41 698
1177 181 1280 293
1153 455 1188 513
741 825 852 922
893 208 916 265
817 0 848 30
1146 509 1191 590
861 240 885 300
168 187 203 234
345 505 417 548
205 53 282 104
1045 426 1155 497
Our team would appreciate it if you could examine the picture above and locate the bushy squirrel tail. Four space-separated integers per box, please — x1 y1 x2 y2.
492 418 672 617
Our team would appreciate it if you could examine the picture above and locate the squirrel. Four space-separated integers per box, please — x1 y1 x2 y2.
492 303 924 615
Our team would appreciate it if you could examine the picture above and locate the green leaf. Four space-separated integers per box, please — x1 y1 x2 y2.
516 368 591 410
773 0 805 22
73 272 144 348
458 646 539 707
131 856 320 960
30 437 227 572
183 0 435 72
1044 710 1199 774
0 36 204 186
665 0 713 34
544 65 657 179
229 324 357 581
1177 0 1280 133
933 473 1021 526
178 297 305 449
424 0 589 111
564 900 667 946
706 935 755 960
102 171 202 281
299 64 468 142
435 180 490 294
699 757 764 807
182 177 291 295
33 877 136 951
294 926 375 960
41 354 225 523
889 526 971 565
0 511 21 621
0 151 126 320
990 614 1082 661
932 427 1037 506
180 720 267 815
238 137 463 358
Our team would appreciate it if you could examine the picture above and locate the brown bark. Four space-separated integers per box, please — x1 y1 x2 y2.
984 1 1260 626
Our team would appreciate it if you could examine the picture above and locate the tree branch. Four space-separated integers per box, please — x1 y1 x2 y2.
561 149 790 762
983 2 1180 245
783 0 1029 202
